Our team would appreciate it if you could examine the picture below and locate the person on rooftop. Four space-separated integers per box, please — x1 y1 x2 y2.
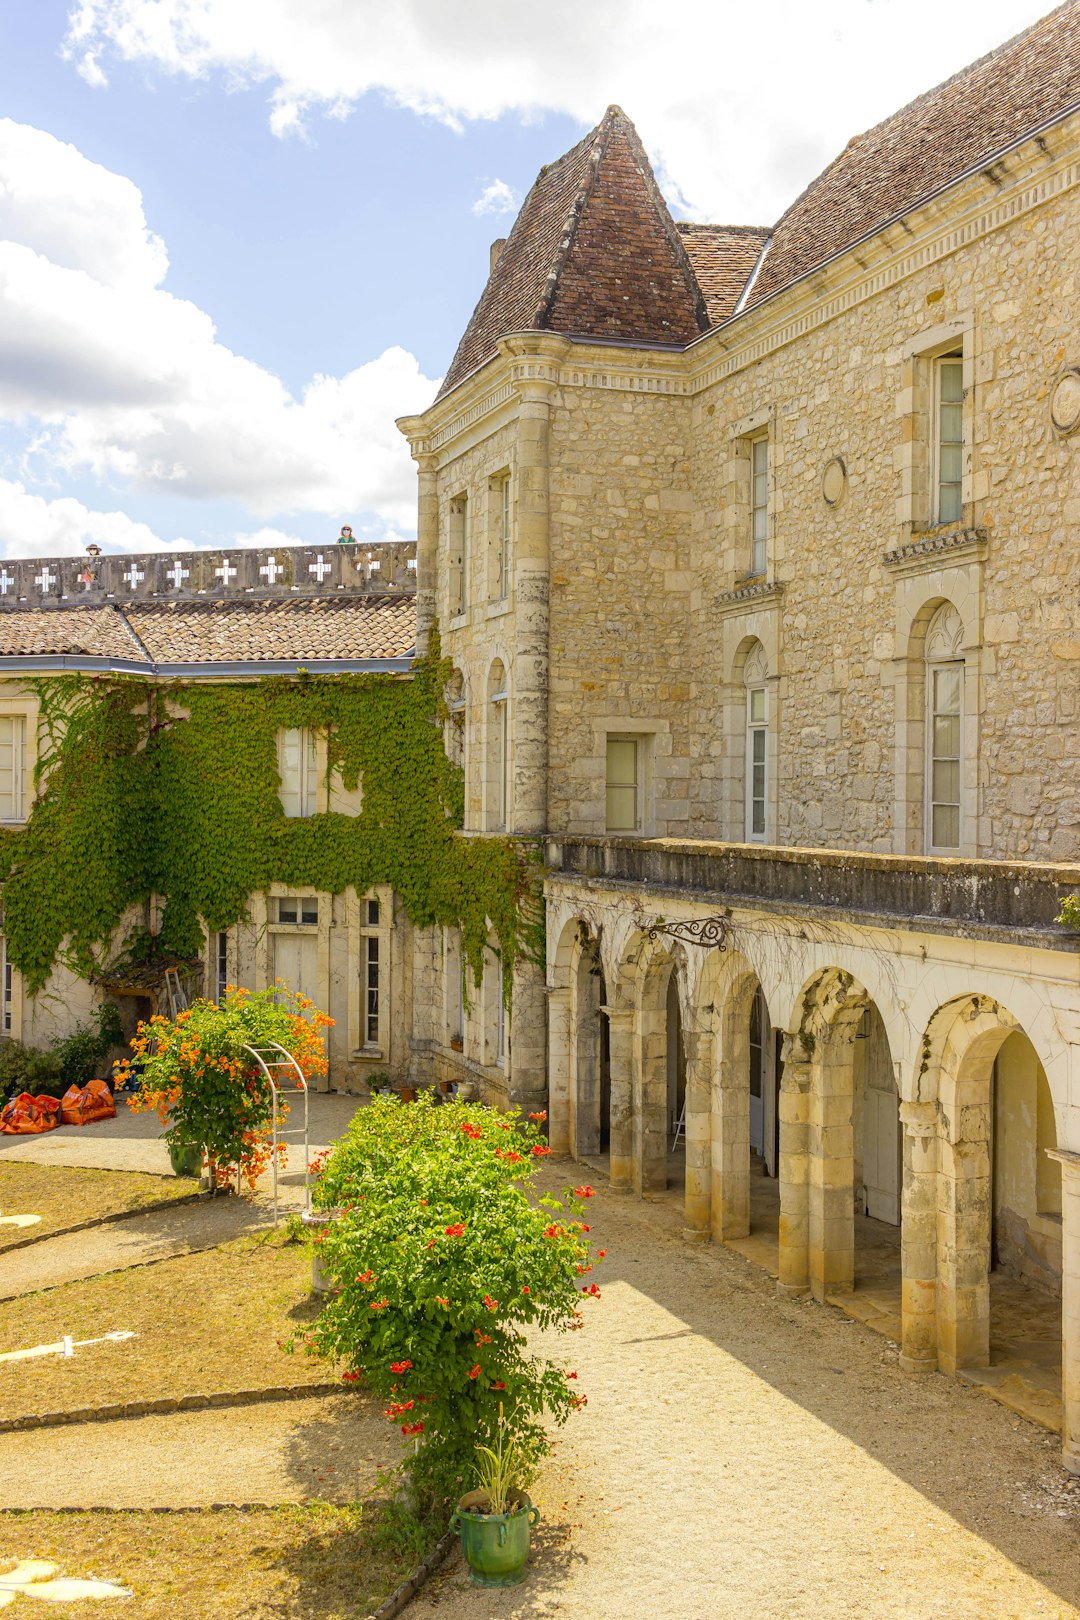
337 525 357 544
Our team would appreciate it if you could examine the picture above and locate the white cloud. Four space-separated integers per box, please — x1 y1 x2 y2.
63 0 1052 222
472 179 518 217
0 477 179 558
0 121 439 527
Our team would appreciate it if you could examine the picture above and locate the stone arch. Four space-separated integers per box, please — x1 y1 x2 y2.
777 966 897 1302
546 913 582 1155
689 947 768 1242
632 938 690 1197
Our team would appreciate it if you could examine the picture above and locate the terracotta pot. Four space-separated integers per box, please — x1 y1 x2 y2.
399 1086 417 1103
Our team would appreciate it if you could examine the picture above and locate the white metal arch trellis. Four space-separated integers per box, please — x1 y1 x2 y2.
242 1041 309 1221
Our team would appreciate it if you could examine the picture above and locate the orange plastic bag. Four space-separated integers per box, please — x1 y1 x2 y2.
0 1092 61 1134
60 1079 116 1127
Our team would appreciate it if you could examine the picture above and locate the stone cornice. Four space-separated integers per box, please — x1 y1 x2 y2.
883 526 989 575
713 579 783 616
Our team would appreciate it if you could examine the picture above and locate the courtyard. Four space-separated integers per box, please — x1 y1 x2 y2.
1 1100 1078 1618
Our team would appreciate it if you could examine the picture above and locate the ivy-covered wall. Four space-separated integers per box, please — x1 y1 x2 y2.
0 650 540 998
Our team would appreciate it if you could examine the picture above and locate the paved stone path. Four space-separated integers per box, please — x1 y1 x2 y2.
0 1393 398 1508
0 1196 274 1299
413 1167 1080 1620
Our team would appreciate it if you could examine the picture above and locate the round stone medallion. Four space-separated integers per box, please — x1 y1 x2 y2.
1050 369 1080 437
821 456 847 506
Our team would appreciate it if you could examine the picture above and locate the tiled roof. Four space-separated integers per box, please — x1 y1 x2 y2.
749 4 1080 306
675 225 770 324
0 596 416 669
126 597 416 665
439 107 709 396
0 606 141 661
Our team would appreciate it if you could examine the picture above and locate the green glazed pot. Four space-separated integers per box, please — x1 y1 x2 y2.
451 1491 539 1587
168 1140 202 1178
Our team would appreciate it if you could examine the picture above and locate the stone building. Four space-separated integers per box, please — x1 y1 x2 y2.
397 7 1080 1471
0 541 422 1087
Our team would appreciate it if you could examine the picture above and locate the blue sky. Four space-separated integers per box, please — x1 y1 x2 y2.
0 0 1051 558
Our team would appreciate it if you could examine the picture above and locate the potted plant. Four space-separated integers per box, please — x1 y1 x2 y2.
452 1407 540 1587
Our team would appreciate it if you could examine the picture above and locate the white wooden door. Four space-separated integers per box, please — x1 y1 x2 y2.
272 933 319 1005
863 1058 901 1225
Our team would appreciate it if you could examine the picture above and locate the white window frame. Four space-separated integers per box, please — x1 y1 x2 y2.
932 354 964 527
605 735 642 834
489 685 508 832
0 937 12 1036
750 434 769 577
0 716 28 824
745 684 768 843
495 954 506 1070
358 892 388 1054
925 658 964 854
215 929 230 1002
492 472 511 602
449 494 468 619
278 727 318 819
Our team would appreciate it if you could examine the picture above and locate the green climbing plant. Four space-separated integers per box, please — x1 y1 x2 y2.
0 644 542 997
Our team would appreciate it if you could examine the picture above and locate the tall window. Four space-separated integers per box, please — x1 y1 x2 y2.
925 602 964 853
278 728 318 818
934 356 964 525
495 954 506 1069
742 643 769 843
360 895 383 1050
605 736 640 832
0 717 27 822
0 937 12 1035
449 495 467 618
492 474 511 601
445 671 465 771
487 662 508 831
750 435 768 576
215 931 229 1002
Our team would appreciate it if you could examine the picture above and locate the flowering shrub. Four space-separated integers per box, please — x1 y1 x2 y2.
118 985 332 1189
298 1094 600 1509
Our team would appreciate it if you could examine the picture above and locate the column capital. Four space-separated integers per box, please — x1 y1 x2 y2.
900 1099 940 1137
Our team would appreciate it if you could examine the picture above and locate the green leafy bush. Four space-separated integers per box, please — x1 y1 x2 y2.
299 1095 600 1511
51 1003 125 1090
1058 895 1080 930
0 1040 62 1101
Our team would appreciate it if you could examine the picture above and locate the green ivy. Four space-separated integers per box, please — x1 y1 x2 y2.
0 645 541 998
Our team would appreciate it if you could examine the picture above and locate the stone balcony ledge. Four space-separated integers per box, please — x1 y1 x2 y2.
545 835 1080 951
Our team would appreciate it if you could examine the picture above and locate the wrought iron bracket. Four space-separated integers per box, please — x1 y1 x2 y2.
646 915 730 951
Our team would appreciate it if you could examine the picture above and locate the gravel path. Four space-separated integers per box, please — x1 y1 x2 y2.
415 1168 1080 1620
0 1393 398 1508
0 1196 274 1298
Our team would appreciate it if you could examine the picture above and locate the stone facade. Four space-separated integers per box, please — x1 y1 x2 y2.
399 82 1080 1470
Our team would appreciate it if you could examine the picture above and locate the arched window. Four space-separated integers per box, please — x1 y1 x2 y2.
486 660 509 832
925 603 964 853
744 643 769 842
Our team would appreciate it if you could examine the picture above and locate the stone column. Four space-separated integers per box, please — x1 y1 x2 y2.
636 999 668 1196
682 1024 711 1239
936 1117 991 1375
899 1099 940 1372
606 1007 634 1190
511 378 553 836
507 957 548 1112
711 1010 750 1243
414 452 438 656
1047 1149 1080 1474
546 962 572 1156
777 1037 812 1297
808 1026 856 1301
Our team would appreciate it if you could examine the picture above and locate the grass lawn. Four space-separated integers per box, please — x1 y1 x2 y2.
0 1230 331 1416
0 1163 198 1249
0 1503 426 1619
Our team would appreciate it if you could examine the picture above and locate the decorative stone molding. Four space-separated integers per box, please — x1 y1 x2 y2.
821 456 847 506
1050 368 1080 436
713 578 783 615
883 526 988 575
